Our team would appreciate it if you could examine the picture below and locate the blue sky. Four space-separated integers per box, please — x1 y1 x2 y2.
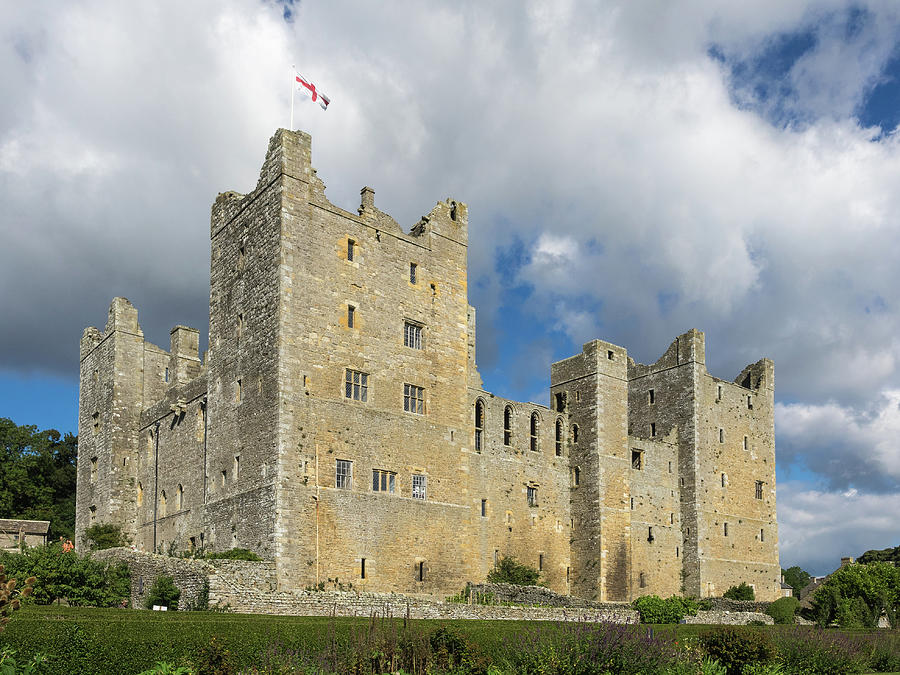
3 1 900 576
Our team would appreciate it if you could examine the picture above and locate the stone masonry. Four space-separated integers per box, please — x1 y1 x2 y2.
76 129 781 603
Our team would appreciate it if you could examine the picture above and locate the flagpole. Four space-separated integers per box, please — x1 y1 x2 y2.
289 64 295 130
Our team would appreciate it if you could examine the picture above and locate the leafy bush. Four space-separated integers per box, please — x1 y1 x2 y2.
0 647 47 674
83 523 131 550
632 594 699 623
144 575 180 610
486 556 540 586
722 582 755 601
192 636 236 675
202 548 261 562
0 543 129 607
765 596 799 625
805 560 900 628
698 627 773 675
771 627 868 675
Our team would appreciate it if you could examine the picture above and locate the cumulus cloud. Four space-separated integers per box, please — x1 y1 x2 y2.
778 480 900 575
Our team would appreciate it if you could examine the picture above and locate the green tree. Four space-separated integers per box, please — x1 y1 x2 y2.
806 561 900 628
781 566 811 596
0 418 77 540
145 576 181 610
486 556 540 586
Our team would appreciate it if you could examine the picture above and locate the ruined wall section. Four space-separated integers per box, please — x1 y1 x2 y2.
76 299 148 549
695 359 779 600
467 390 571 594
204 133 286 558
270 129 475 594
551 340 630 602
628 330 704 597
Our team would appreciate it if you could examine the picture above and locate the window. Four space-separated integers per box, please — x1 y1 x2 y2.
474 400 485 452
347 239 355 261
668 461 672 473
176 484 183 510
418 560 425 581
632 449 643 470
221 470 227 487
90 456 98 483
238 243 246 270
164 367 170 383
572 424 579 443
530 413 539 452
372 469 396 493
724 522 729 536
676 546 679 558
409 262 417 284
137 482 143 507
743 435 748 450
716 385 722 401
412 474 426 500
748 395 753 410
607 350 614 360
347 305 355 328
538 553 544 571
404 384 424 414
404 321 423 349
639 571 646 588
670 512 675 524
336 460 353 489
630 496 634 509
573 466 580 486
555 418 564 456
503 406 512 446
345 370 368 401
719 428 724 443
648 526 654 542
236 379 242 402
360 558 366 579
481 499 487 517
527 486 538 507
89 505 96 523
650 422 657 437
755 480 764 500
554 392 567 412
721 473 726 487
234 455 241 480
649 389 655 404
760 528 765 542
92 412 100 435
160 490 167 517
237 313 243 338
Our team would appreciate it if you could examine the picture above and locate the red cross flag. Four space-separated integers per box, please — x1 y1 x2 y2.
296 72 330 110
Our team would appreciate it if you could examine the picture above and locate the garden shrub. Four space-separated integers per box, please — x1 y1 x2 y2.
0 543 129 607
771 627 867 675
202 548 261 562
144 575 181 610
765 596 799 624
698 626 773 675
722 582 755 601
192 636 236 675
83 523 131 550
632 594 699 623
485 555 540 586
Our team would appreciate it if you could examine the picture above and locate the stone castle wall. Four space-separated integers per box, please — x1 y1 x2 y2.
76 128 780 603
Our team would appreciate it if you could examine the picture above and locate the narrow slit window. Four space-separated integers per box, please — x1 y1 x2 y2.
648 526 654 542
360 558 366 579
165 367 170 383
409 262 417 284
236 379 242 402
721 473 726 487
631 449 643 470
748 395 753 410
743 435 748 450
648 389 655 404
503 406 512 446
481 499 487 517
234 455 241 480
573 466 580 486
538 553 544 571
90 456 98 483
724 522 729 536
760 528 765 542
572 424 579 443
530 413 539 452
238 244 246 270
347 305 355 328
668 461 672 473
176 484 184 510
347 239 355 261
418 561 425 581
650 422 657 437
719 428 724 443
717 385 722 401
555 418 563 456
474 400 485 452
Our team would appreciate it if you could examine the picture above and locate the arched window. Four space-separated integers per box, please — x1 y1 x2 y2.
503 406 512 446
555 418 564 456
137 482 143 507
474 400 485 453
176 484 184 510
530 413 539 452
159 490 167 518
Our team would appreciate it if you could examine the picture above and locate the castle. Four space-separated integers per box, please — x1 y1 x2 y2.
76 129 780 602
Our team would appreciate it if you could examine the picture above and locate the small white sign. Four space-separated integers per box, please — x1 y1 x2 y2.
152 605 168 611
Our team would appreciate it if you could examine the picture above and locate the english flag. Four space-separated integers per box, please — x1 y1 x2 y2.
296 72 330 110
